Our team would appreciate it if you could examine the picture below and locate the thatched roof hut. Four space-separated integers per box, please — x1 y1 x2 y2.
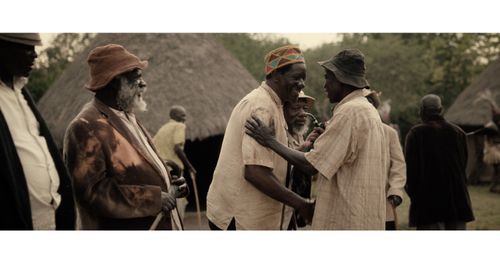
38 34 260 215
38 33 259 146
445 59 500 129
444 59 500 184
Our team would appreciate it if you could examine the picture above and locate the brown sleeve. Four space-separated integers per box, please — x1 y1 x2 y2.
63 119 162 219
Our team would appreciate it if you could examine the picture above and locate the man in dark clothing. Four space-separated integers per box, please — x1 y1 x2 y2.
405 94 474 230
0 33 75 230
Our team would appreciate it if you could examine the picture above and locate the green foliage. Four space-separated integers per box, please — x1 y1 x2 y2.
27 33 94 102
304 33 500 137
214 33 290 81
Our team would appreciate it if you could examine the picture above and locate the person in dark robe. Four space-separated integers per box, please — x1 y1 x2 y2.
405 94 474 230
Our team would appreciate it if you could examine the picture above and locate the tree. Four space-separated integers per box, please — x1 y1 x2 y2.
215 33 290 81
27 33 94 102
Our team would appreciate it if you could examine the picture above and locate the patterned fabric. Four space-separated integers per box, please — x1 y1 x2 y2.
206 82 291 230
153 120 187 169
64 98 182 230
304 89 389 230
383 124 406 222
264 45 305 76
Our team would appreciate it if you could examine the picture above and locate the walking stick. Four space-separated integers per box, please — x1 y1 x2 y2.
149 212 164 230
392 203 398 230
190 171 202 228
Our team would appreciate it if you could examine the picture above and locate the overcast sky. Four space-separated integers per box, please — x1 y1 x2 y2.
40 33 341 50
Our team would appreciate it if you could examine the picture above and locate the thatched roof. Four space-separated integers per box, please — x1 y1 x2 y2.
445 59 500 127
37 33 259 146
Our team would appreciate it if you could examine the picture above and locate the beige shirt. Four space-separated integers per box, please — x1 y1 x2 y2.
206 82 290 230
305 89 389 230
110 109 183 230
0 77 60 230
383 124 406 221
153 120 186 169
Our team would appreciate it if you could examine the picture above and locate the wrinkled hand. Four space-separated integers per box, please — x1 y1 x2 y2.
296 198 315 225
245 115 275 147
161 191 177 213
388 195 402 207
172 176 189 198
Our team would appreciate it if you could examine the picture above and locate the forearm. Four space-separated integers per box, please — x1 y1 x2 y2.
244 166 306 209
268 138 317 175
175 145 195 171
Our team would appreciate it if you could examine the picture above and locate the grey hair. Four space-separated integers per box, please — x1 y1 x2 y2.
420 94 443 116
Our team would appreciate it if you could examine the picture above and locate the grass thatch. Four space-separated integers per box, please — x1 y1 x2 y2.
37 33 259 147
445 59 500 127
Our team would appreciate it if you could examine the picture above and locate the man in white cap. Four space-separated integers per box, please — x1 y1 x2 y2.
0 33 76 230
283 91 323 229
64 44 188 230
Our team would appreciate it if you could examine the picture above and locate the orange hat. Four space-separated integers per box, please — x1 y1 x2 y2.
86 44 147 91
264 45 305 76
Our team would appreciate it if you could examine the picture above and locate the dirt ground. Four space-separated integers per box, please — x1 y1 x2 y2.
182 211 210 230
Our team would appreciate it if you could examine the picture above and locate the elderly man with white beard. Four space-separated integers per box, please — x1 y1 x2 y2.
283 91 323 229
63 44 188 230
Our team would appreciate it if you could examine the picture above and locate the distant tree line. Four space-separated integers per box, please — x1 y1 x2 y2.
30 33 500 138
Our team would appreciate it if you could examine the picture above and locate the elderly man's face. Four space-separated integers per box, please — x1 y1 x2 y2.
284 99 309 136
0 41 37 77
278 63 306 103
116 69 148 113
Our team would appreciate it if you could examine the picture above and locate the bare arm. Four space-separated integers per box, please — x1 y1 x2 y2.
244 165 314 224
245 115 318 175
174 144 197 174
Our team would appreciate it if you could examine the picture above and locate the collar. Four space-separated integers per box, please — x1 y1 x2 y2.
0 76 28 91
261 81 283 106
333 88 365 111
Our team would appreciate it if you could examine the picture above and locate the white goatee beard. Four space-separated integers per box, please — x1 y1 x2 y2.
292 118 310 138
116 78 148 113
133 95 148 112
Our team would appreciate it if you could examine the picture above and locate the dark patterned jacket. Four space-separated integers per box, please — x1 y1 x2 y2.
64 98 181 230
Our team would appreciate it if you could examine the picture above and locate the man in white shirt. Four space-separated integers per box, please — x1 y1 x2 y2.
206 45 315 230
0 33 75 230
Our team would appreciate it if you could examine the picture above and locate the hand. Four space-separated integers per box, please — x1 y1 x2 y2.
296 198 315 225
172 176 189 198
302 127 325 149
161 191 177 213
388 195 402 207
245 114 275 147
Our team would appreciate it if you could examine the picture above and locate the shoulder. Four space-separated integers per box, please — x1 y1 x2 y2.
66 102 109 135
383 123 398 136
445 121 465 135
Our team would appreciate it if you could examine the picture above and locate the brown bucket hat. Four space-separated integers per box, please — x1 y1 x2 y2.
86 44 148 92
318 49 369 89
0 33 42 46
